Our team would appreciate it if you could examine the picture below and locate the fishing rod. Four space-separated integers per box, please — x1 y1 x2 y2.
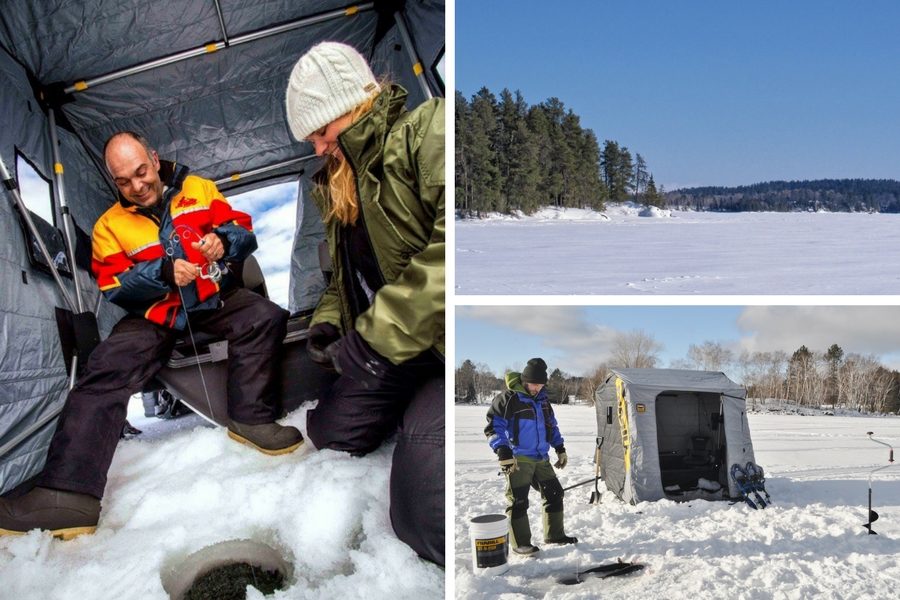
863 431 896 535
165 225 227 425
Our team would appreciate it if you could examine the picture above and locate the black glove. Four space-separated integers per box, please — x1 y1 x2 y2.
334 330 397 389
497 446 518 474
307 322 341 369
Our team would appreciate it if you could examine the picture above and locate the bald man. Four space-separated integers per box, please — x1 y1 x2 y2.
0 131 301 539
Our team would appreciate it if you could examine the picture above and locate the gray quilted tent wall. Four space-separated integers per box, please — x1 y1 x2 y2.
0 0 444 494
595 368 756 504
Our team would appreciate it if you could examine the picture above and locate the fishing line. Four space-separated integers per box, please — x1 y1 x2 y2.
166 228 218 423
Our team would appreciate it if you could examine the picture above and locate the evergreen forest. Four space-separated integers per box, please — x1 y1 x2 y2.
667 179 900 213
456 88 900 217
455 87 664 216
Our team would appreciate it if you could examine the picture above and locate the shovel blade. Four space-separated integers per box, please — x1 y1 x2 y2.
589 490 602 504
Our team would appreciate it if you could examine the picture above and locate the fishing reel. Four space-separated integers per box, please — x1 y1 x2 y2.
166 224 228 283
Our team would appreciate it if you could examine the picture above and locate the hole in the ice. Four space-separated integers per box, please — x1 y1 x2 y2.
161 538 294 600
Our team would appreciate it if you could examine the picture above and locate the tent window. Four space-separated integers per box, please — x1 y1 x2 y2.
228 182 297 309
431 46 445 93
16 152 55 226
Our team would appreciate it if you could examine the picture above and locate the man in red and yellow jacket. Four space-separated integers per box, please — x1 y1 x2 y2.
0 131 301 540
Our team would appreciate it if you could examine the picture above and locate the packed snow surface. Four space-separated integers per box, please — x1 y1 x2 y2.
0 401 443 600
455 208 900 294
455 405 900 599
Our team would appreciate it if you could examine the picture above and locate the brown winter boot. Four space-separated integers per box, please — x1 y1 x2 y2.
0 487 100 539
227 421 304 456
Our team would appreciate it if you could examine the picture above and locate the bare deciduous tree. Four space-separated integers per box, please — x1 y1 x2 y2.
609 330 663 369
686 341 734 372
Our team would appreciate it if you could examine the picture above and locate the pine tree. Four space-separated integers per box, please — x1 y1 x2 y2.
602 141 633 202
825 344 844 406
455 360 478 403
468 88 503 214
644 175 665 208
499 90 542 214
633 153 648 204
454 91 472 215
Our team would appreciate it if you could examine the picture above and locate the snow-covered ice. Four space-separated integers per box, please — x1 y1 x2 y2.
0 400 443 600
455 404 900 599
455 207 900 294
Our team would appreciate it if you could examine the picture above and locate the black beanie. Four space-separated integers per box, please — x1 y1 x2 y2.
521 358 548 385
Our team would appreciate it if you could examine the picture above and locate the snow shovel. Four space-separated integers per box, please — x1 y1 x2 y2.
863 432 895 535
589 437 604 504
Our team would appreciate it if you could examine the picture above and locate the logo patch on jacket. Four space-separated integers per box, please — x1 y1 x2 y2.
176 197 198 208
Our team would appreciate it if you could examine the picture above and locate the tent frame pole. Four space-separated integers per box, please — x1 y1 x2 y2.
393 11 433 100
63 2 376 94
213 154 319 188
0 154 76 312
212 0 230 46
48 108 85 313
0 401 66 461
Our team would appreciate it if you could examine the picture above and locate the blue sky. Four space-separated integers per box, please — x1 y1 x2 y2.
456 1 900 189
229 182 298 308
456 306 900 378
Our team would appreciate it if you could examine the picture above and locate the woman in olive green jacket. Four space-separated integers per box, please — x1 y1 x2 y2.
285 42 444 567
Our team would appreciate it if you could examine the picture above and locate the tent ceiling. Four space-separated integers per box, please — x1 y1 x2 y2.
0 0 442 190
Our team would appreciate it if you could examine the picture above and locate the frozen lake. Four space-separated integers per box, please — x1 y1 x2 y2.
455 208 900 295
454 404 900 599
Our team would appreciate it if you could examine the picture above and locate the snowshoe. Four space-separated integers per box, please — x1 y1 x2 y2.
730 463 761 509
745 462 771 504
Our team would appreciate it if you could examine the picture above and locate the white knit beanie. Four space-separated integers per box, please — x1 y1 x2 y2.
284 41 381 141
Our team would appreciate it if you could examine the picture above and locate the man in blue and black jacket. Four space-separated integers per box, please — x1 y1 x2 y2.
485 358 577 556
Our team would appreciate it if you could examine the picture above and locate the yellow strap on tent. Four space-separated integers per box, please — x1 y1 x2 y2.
205 43 219 53
54 163 64 175
230 173 241 181
616 378 631 473
345 6 359 15
73 81 88 92
413 62 424 76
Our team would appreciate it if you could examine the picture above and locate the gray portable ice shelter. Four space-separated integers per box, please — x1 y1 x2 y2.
0 0 444 494
595 368 756 504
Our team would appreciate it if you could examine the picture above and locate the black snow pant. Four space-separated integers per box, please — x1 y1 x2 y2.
505 456 566 547
306 352 444 567
38 288 289 499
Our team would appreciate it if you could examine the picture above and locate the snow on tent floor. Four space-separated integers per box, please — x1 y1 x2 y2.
0 400 443 600
455 405 900 599
456 208 900 294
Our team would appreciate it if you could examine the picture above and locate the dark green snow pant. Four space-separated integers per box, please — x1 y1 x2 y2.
505 456 566 547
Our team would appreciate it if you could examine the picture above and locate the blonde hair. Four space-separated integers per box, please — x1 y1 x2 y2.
324 93 379 225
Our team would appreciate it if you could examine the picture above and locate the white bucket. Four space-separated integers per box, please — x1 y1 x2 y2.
469 514 510 576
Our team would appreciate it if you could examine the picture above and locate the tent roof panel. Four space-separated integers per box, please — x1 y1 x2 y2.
0 0 359 84
609 368 745 397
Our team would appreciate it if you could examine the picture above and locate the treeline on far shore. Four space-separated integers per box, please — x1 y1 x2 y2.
456 337 900 415
667 179 900 213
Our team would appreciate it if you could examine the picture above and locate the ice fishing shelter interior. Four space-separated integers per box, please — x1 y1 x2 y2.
0 0 444 495
596 368 757 503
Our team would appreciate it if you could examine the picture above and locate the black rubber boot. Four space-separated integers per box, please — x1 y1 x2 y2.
227 421 304 455
0 487 100 539
513 544 540 556
545 535 578 545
